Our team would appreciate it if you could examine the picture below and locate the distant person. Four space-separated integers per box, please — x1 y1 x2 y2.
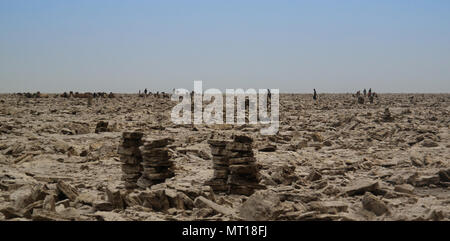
368 88 372 97
363 88 367 96
266 89 272 110
144 88 148 95
313 89 317 100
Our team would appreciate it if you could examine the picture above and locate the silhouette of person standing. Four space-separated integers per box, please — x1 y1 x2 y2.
313 89 317 100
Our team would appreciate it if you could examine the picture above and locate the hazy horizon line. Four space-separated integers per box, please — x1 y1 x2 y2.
1 91 449 95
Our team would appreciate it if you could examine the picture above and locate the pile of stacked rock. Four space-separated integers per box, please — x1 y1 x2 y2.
138 137 175 188
95 121 108 133
117 132 143 189
206 139 231 192
206 135 263 196
358 96 365 104
226 135 262 196
382 108 393 122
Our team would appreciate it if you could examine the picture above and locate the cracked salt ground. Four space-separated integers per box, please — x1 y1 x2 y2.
0 93 449 221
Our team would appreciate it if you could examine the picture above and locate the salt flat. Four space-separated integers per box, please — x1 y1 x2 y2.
0 93 448 221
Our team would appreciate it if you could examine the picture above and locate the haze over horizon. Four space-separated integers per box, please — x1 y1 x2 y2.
1 0 450 93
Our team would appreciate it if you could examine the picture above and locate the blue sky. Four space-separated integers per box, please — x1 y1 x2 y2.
1 0 449 93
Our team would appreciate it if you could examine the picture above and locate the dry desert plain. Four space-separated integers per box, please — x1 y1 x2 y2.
0 93 449 221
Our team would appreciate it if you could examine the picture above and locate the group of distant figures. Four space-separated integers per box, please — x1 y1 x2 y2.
312 88 378 104
15 89 171 99
138 88 170 99
60 91 116 98
15 91 116 99
16 88 378 104
355 88 377 98
354 88 378 104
